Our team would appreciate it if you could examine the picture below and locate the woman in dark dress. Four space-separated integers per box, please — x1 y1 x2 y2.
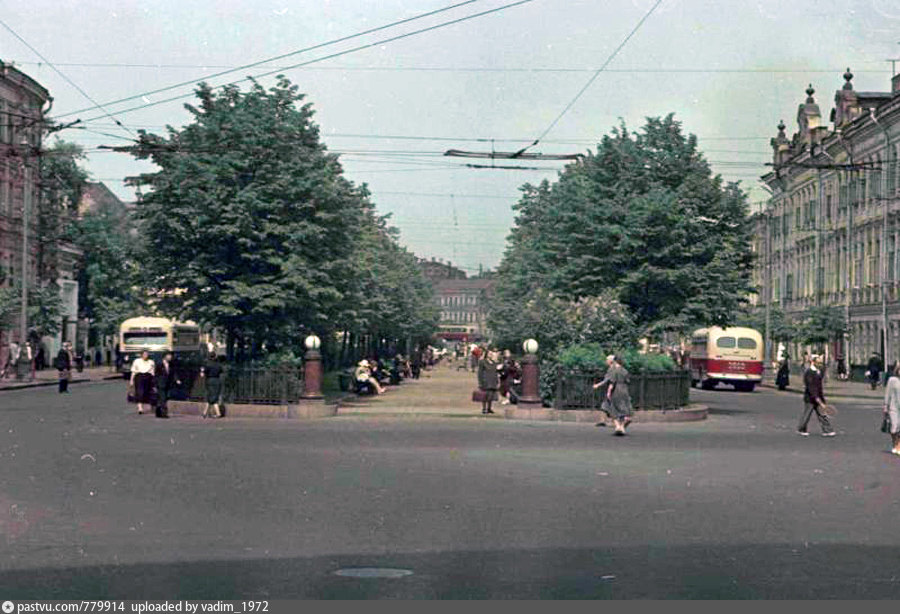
775 356 790 391
593 354 633 436
200 351 224 418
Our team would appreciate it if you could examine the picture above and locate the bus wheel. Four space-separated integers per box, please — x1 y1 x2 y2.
735 382 755 392
700 379 716 390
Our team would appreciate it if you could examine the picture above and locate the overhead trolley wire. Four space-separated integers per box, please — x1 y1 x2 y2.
18 61 895 75
60 0 535 125
53 0 484 120
0 17 135 137
520 0 664 155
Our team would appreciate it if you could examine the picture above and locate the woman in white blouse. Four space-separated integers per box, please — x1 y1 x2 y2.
130 350 155 415
884 364 900 455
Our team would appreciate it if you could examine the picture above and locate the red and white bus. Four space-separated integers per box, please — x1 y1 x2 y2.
690 326 764 392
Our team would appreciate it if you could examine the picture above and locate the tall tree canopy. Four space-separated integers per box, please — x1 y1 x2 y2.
490 114 755 345
128 76 437 359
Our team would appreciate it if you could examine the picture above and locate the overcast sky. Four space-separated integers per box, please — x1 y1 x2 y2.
3 0 900 274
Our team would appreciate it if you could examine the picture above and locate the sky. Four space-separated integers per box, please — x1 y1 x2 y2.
3 0 900 275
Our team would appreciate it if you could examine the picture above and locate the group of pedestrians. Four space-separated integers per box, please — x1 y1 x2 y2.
128 350 224 419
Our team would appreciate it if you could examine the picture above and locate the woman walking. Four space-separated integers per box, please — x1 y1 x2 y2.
129 350 155 414
884 364 900 454
593 354 633 436
199 351 224 418
477 350 500 414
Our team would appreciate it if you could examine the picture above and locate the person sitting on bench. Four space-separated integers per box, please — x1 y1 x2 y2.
355 359 385 395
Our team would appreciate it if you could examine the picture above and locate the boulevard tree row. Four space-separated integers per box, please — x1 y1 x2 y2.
489 114 757 374
126 77 439 362
11 76 440 364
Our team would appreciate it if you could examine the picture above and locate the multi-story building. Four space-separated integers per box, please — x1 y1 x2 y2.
416 256 495 342
0 61 81 364
755 68 900 370
432 278 495 343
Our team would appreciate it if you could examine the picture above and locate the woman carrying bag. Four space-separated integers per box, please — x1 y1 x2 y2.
883 364 900 455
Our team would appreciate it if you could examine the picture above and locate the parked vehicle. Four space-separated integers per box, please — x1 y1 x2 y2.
117 317 204 377
690 326 763 392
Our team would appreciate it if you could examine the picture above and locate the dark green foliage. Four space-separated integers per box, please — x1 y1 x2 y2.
38 140 89 283
737 305 797 344
797 305 846 346
491 114 755 346
67 204 145 338
128 77 437 360
539 342 677 404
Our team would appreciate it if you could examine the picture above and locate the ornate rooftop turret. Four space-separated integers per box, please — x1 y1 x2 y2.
833 67 862 128
771 119 791 166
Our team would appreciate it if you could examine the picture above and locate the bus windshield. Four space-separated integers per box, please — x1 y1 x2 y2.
123 332 168 345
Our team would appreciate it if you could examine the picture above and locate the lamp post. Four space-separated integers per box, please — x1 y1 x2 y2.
517 338 542 407
302 334 323 400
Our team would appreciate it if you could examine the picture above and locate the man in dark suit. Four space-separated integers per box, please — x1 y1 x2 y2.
798 354 835 437
154 352 180 418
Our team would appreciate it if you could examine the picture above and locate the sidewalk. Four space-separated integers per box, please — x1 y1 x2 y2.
0 365 122 392
761 374 884 402
337 360 497 417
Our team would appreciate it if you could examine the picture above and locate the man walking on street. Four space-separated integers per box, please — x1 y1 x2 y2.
798 354 835 437
868 352 883 390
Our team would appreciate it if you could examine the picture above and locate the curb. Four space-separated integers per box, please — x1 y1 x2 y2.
761 381 883 401
0 374 123 392
167 399 338 419
503 404 708 423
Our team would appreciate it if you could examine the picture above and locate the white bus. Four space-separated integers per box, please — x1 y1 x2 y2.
117 317 204 376
690 326 764 392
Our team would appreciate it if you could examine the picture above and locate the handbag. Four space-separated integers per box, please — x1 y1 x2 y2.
472 389 487 403
127 382 136 404
882 414 892 433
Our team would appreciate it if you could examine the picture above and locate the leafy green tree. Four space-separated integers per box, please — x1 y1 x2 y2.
38 140 89 283
492 115 755 341
737 305 797 346
798 305 846 348
26 283 62 338
67 202 145 339
128 77 367 359
334 205 440 363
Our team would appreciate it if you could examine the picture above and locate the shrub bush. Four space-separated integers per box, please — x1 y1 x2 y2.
539 343 678 406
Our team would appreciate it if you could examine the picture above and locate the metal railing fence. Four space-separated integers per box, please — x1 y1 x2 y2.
554 368 690 411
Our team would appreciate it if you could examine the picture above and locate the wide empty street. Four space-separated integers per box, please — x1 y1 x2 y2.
1 366 899 599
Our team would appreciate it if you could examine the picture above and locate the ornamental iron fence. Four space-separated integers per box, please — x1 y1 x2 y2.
176 363 304 405
554 368 690 411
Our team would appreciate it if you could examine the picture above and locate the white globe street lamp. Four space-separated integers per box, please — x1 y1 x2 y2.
304 335 322 351
523 339 539 355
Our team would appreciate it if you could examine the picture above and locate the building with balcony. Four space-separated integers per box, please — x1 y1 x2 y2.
755 69 900 369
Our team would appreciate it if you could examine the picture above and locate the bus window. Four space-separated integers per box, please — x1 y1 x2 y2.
738 338 758 350
123 331 167 345
716 337 736 349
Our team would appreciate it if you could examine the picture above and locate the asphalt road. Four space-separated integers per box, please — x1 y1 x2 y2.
1 380 899 599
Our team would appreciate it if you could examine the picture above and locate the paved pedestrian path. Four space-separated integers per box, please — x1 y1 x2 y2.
337 360 503 417
0 365 121 391
761 373 884 403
